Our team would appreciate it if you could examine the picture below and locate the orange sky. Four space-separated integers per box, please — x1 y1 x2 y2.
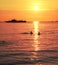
0 0 58 21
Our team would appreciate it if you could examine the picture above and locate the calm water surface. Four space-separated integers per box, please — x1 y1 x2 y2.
0 22 58 65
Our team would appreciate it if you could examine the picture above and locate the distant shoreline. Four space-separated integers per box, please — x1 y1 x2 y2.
0 20 58 23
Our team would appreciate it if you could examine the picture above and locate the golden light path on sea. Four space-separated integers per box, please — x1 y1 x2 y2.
31 21 42 65
33 21 40 51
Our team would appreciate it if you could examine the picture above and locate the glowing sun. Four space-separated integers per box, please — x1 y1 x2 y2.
34 6 39 11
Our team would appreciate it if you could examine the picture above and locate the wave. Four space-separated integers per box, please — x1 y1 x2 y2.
0 55 58 64
0 49 58 65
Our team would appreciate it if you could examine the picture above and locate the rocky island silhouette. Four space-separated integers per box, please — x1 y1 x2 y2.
6 19 27 23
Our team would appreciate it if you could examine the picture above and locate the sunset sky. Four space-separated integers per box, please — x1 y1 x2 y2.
0 0 58 21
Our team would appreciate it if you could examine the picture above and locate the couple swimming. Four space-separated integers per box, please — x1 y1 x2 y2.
21 31 40 35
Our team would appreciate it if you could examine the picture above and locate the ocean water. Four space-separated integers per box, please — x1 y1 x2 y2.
0 22 58 65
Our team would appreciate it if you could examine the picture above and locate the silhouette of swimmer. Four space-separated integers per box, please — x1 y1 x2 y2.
21 31 33 34
30 31 33 34
38 32 40 35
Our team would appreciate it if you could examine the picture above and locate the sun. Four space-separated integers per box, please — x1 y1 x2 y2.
34 6 39 11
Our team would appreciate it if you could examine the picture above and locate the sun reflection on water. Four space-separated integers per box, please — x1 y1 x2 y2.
33 21 39 34
33 21 40 51
31 21 42 65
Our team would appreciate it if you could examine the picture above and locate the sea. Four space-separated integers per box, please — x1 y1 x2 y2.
0 21 58 65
